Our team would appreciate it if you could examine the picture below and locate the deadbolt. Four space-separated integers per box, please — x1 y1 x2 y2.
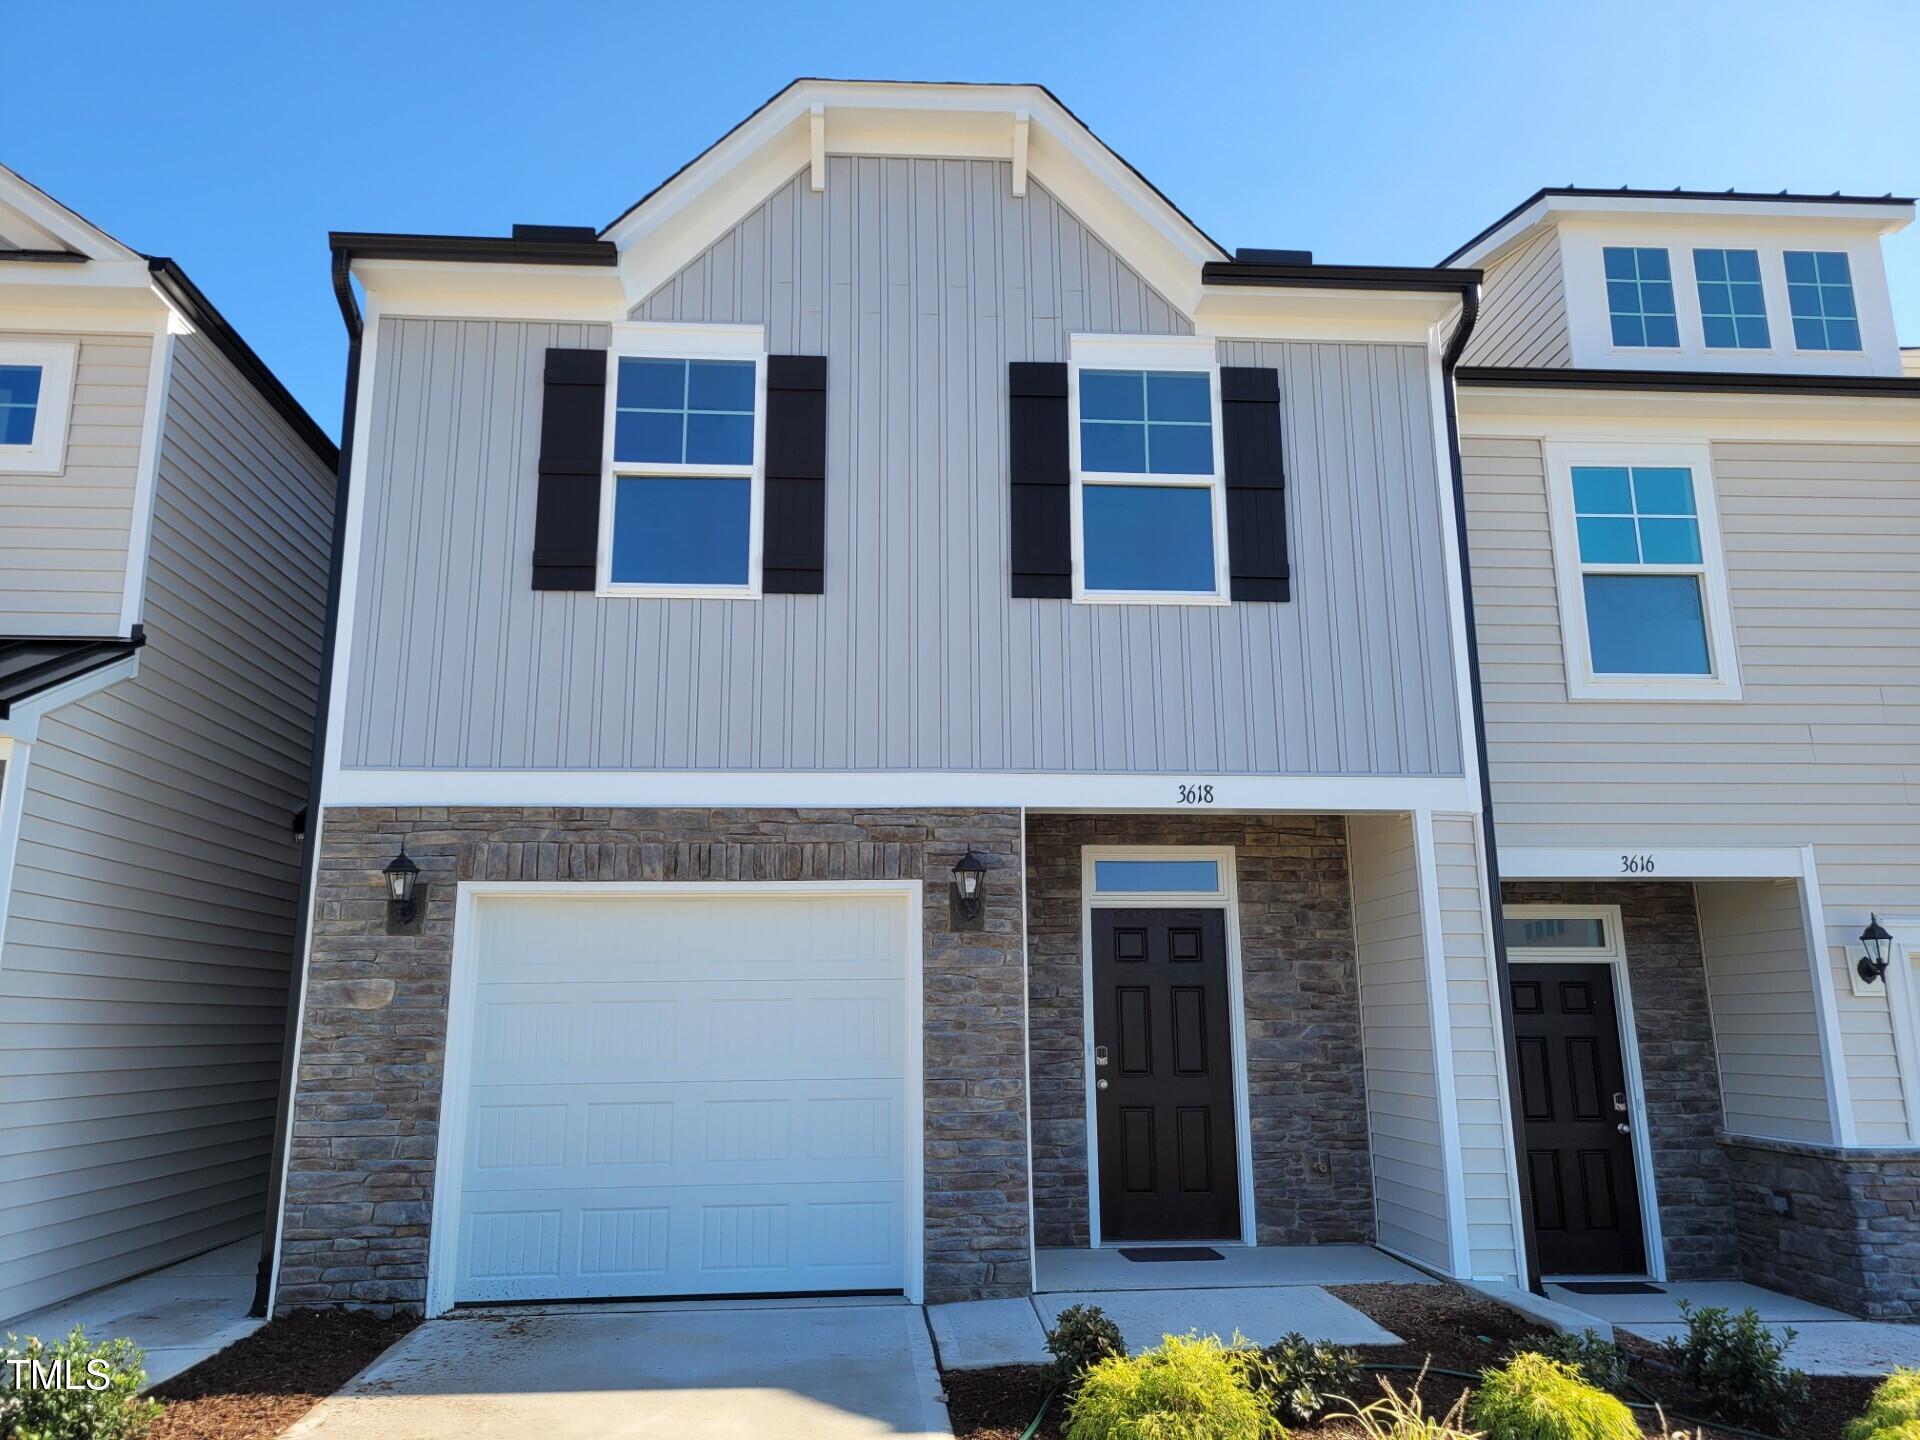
1094 1045 1109 1067
1613 1092 1628 1113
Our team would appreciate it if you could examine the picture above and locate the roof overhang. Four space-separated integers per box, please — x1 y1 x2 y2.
0 632 145 736
1457 367 1920 439
1194 262 1480 342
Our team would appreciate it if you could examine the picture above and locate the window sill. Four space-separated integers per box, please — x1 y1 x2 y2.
1566 674 1743 703
1073 590 1230 607
597 583 763 601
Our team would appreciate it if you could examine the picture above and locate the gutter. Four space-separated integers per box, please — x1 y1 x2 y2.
251 246 365 1315
1458 365 1920 400
326 230 619 268
1202 260 1482 293
1438 288 1545 1294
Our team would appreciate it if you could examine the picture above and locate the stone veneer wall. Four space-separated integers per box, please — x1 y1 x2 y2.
1723 1135 1920 1319
1026 814 1369 1248
276 806 1027 1314
1503 881 1737 1280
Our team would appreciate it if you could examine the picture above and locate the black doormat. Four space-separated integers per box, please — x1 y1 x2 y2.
1557 1281 1665 1295
1117 1246 1224 1263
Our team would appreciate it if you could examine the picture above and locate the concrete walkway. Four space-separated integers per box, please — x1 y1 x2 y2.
286 1301 951 1440
2 1237 262 1389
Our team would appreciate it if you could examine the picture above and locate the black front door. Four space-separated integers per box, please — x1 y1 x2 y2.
1091 908 1240 1242
1511 962 1648 1276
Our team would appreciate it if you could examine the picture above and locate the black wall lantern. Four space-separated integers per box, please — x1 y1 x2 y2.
383 843 422 930
951 849 989 928
1857 914 1893 986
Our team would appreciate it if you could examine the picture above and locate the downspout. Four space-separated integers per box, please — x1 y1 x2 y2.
252 248 364 1314
1439 287 1544 1294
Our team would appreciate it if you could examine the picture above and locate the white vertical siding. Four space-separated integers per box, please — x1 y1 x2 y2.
1462 430 1920 1142
1349 813 1451 1270
1460 232 1572 370
0 330 152 635
0 330 333 1320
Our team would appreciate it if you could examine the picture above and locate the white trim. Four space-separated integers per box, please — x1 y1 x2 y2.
1797 847 1858 1146
0 338 77 475
1542 439 1742 702
0 652 139 743
596 324 768 600
808 103 826 193
1461 811 1530 1285
423 878 926 1317
319 295 385 790
1460 395 1920 443
1500 846 1807 881
1067 333 1230 606
1874 917 1920 1145
1078 845 1255 1248
1504 902 1668 1281
318 768 1482 814
263 805 324 1319
1019 805 1037 1293
0 163 143 261
0 738 30 978
117 330 177 632
1010 110 1030 199
1409 811 1472 1278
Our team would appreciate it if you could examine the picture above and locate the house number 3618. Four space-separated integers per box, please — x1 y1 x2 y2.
1177 784 1215 805
1620 853 1655 874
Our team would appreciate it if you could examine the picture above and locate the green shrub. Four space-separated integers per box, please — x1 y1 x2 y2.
1241 1331 1362 1424
1511 1329 1627 1394
1335 1370 1482 1440
1064 1333 1284 1440
0 1327 161 1440
1660 1301 1809 1428
1844 1368 1920 1440
1469 1353 1638 1440
1047 1305 1128 1392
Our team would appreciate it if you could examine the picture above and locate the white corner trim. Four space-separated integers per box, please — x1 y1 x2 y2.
263 804 326 1320
1542 439 1742 702
1874 917 1920 1145
808 103 826 193
1426 339 1490 836
0 737 31 979
0 337 77 475
318 295 385 788
1798 847 1859 1146
1011 110 1030 199
117 331 177 633
1410 810 1473 1279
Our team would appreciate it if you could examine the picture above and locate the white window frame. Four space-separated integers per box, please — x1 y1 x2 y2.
1068 333 1230 606
1544 439 1742 702
1599 245 1681 355
596 322 767 600
0 338 77 475
1503 902 1667 1281
1781 249 1864 357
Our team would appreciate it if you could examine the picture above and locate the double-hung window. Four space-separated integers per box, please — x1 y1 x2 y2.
1692 248 1770 350
1545 442 1740 700
1603 246 1679 348
1070 336 1227 603
0 339 76 475
1784 251 1861 351
599 327 765 596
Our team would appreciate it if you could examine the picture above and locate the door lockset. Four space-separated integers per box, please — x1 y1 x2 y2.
1613 1092 1629 1113
1094 1045 1109 1067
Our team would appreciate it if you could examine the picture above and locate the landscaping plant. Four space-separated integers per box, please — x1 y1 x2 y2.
1843 1367 1920 1440
1046 1304 1128 1393
1334 1370 1483 1440
1659 1301 1810 1429
1511 1330 1627 1395
1469 1353 1639 1440
1241 1330 1362 1424
1064 1332 1285 1440
0 1327 160 1440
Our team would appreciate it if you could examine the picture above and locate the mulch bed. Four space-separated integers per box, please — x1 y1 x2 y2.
145 1309 418 1440
941 1281 1882 1440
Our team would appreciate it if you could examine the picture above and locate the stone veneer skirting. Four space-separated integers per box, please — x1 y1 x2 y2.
1502 881 1737 1280
276 806 1027 1314
1025 814 1371 1248
1723 1134 1920 1319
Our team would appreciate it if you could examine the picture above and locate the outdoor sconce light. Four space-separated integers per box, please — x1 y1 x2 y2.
952 849 989 924
383 843 422 927
1857 914 1893 986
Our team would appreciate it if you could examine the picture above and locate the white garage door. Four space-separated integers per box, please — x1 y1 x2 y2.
448 889 911 1303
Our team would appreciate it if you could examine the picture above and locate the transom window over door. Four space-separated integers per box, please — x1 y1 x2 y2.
599 328 766 597
1070 335 1228 604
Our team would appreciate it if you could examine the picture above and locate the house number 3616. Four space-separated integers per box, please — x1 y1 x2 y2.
1177 784 1215 805
1620 853 1655 874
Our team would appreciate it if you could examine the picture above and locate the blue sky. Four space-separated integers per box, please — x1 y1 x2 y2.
6 1 1917 437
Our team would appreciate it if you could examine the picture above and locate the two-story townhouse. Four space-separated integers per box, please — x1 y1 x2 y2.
1451 188 1920 1317
0 166 337 1320
263 79 1544 1316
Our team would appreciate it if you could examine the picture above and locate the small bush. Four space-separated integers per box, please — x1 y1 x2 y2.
1064 1333 1284 1440
1844 1367 1920 1440
1242 1331 1363 1424
1660 1301 1809 1428
1335 1370 1482 1440
1047 1305 1128 1393
1470 1353 1639 1440
0 1327 161 1440
1512 1330 1627 1394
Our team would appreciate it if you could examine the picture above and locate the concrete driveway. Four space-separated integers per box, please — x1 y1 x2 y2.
285 1301 951 1439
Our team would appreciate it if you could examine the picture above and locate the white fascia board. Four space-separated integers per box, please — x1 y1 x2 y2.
319 767 1479 815
352 258 628 323
0 653 139 743
1458 388 1920 442
1499 845 1807 880
0 166 142 261
1196 287 1463 344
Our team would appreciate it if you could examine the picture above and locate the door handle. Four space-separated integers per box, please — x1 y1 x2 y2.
1096 1079 1109 1091
1616 1123 1631 1136
1094 1046 1109 1068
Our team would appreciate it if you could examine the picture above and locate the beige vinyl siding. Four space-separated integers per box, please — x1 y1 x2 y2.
1349 813 1451 1270
1461 232 1572 370
1433 811 1522 1282
0 330 153 636
1696 880 1834 1143
0 330 333 1320
1462 430 1920 1143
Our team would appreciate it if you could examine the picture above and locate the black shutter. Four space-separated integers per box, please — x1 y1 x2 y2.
763 355 827 594
531 347 608 590
1219 366 1290 602
1009 361 1071 598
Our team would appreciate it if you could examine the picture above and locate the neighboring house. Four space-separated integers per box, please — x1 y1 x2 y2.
266 79 1525 1316
0 167 337 1321
1450 189 1920 1316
